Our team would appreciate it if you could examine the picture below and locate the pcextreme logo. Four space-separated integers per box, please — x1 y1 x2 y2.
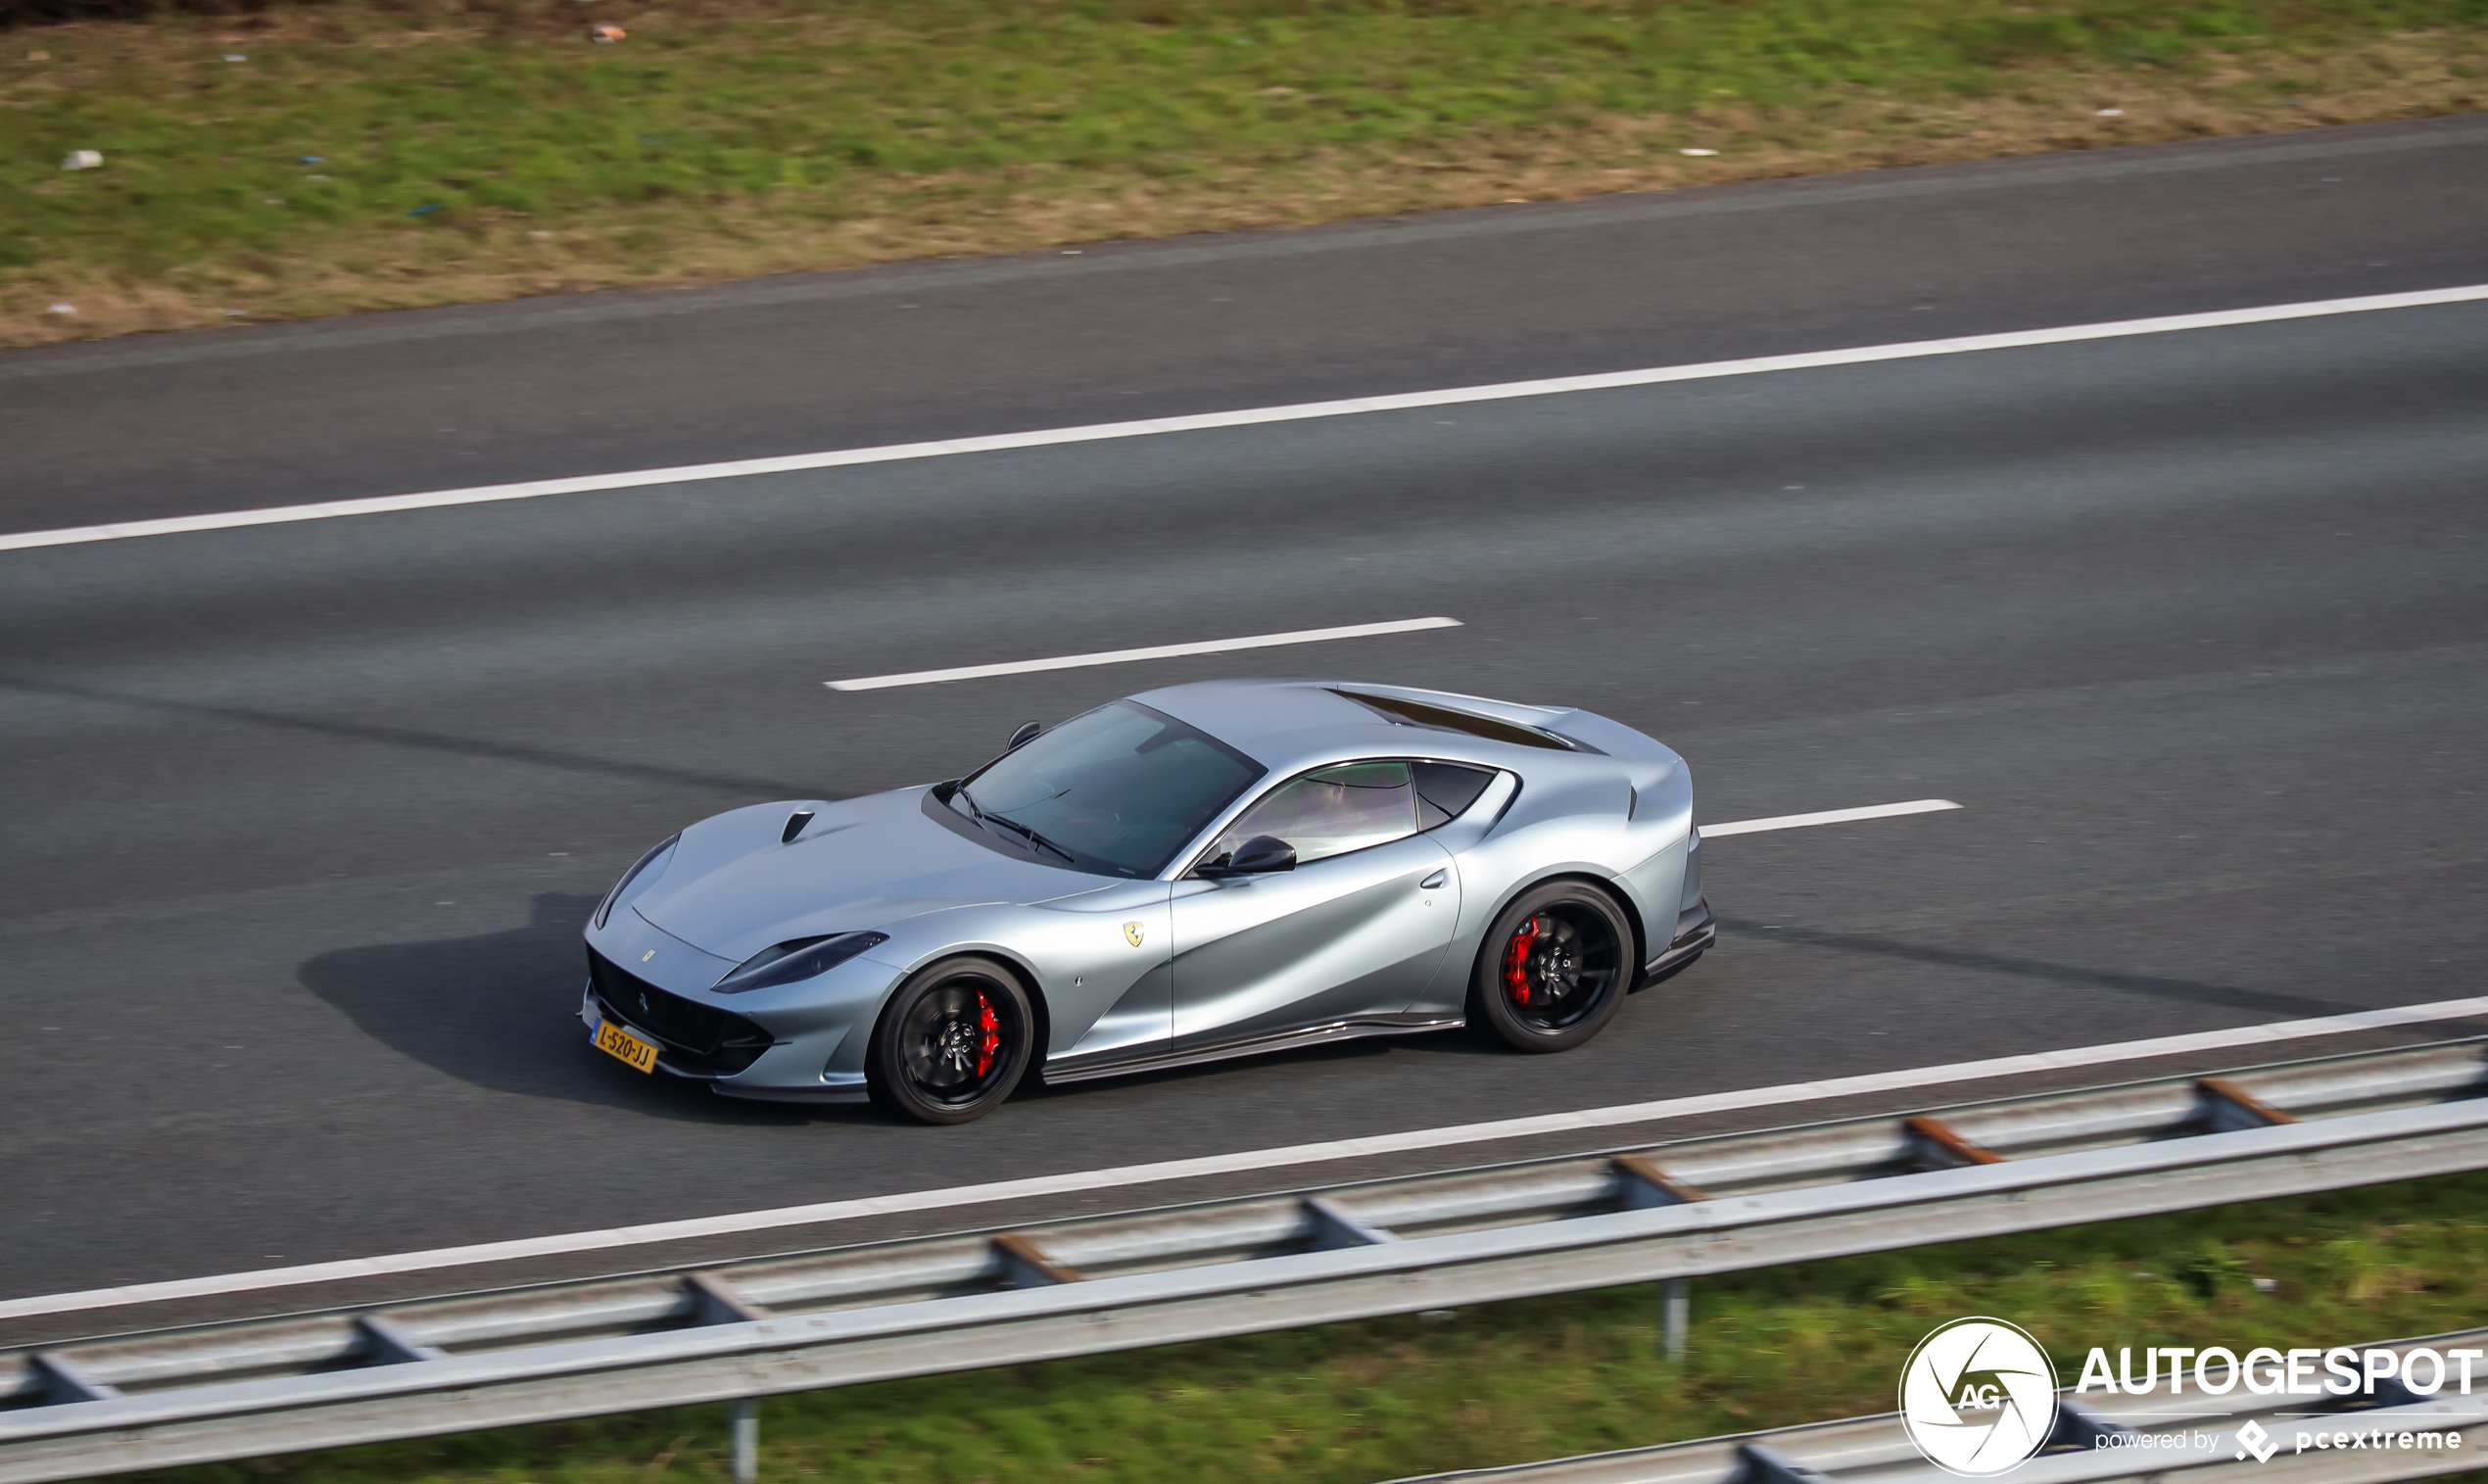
1900 1318 2060 1476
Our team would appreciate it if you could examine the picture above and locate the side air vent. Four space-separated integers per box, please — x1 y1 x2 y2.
781 810 815 843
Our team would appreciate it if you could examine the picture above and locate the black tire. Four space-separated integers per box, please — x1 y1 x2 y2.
866 955 1035 1125
1469 882 1633 1053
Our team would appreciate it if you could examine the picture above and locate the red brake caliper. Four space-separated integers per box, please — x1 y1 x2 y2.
1503 916 1542 1005
974 989 1002 1078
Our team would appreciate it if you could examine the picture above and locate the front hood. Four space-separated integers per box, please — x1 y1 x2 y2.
628 788 1103 964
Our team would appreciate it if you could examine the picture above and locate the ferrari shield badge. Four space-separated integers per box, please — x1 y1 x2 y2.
1124 921 1146 947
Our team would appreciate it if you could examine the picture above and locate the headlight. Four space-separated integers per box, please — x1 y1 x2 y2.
595 834 679 930
713 932 889 994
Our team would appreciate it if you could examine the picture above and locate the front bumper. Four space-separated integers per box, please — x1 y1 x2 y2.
577 943 892 1101
583 949 776 1077
1641 896 1715 982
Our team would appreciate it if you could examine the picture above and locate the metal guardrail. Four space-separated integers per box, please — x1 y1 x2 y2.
2 1039 2484 1483
1386 1327 2488 1484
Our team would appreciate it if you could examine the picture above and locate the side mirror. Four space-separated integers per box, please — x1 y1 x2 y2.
1200 835 1296 878
1006 720 1041 751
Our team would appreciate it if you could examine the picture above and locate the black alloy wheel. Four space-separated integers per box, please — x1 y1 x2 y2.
1470 882 1633 1053
867 956 1034 1125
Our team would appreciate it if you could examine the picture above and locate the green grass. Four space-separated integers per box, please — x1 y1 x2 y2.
120 1171 2488 1484
6 0 2488 339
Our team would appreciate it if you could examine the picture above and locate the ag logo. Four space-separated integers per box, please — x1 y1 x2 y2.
1123 921 1146 947
1899 1317 2058 1476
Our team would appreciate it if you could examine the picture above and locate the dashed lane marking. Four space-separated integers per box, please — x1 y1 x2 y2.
1703 799 1963 837
826 617 1462 691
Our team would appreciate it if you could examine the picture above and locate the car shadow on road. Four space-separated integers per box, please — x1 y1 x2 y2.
298 891 887 1125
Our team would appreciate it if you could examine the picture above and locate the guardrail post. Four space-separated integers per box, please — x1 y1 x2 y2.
2048 1396 2135 1448
1903 1116 2005 1170
28 1354 120 1405
1738 1440 1834 1484
1303 1197 1398 1251
1610 1155 1704 1364
732 1398 757 1484
991 1232 1087 1288
353 1316 449 1364
1613 1153 1709 1209
685 1272 771 1325
2198 1077 2298 1133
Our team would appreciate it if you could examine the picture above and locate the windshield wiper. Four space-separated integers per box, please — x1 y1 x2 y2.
978 811 1077 865
953 782 1077 865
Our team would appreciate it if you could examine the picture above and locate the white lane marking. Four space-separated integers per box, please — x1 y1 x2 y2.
8 995 2486 1321
826 617 1463 692
7 283 2486 555
1703 798 1962 837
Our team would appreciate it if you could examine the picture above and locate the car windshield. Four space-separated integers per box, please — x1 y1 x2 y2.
957 701 1265 877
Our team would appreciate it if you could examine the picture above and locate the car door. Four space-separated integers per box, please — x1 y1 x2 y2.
1168 760 1458 1046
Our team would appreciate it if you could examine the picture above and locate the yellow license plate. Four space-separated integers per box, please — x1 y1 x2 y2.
594 1019 661 1074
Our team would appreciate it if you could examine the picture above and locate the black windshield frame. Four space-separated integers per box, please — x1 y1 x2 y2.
953 700 1267 879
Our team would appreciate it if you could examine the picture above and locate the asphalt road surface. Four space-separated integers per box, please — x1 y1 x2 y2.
4 117 2487 1338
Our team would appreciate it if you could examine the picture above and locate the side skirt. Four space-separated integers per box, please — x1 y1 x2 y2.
711 1082 873 1106
1042 1014 1465 1085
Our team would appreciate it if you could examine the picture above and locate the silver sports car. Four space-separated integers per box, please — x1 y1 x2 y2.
582 680 1713 1124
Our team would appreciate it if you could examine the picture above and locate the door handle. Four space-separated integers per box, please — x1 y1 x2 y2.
1419 870 1448 889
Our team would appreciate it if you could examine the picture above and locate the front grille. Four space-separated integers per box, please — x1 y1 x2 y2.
587 947 775 1077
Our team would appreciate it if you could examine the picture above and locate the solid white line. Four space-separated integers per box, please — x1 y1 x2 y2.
7 282 2486 554
826 617 1464 691
1703 799 1963 838
9 994 2486 1321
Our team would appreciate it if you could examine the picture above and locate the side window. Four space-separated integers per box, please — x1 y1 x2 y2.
1205 761 1417 868
1414 762 1498 830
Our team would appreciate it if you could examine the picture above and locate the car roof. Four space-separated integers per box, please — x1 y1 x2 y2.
1128 679 1578 771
